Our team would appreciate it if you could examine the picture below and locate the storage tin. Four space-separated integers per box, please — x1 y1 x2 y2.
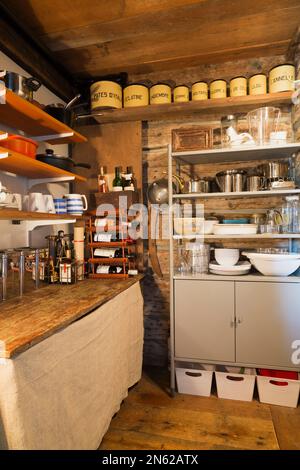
90 80 122 110
150 83 171 104
249 74 267 95
191 81 208 101
123 83 149 107
173 85 189 103
210 79 227 99
230 76 247 97
269 64 295 93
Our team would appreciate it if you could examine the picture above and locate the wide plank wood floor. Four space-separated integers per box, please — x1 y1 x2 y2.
99 367 300 450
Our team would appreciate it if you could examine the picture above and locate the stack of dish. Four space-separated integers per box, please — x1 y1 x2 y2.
213 224 257 235
209 248 251 276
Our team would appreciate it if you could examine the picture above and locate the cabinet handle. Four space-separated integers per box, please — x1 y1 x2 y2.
237 318 243 325
230 319 236 327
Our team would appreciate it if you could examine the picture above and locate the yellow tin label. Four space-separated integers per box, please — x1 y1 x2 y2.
269 65 295 93
150 84 171 104
210 80 227 99
174 86 189 103
249 74 267 95
123 84 149 107
90 80 122 110
230 77 247 97
192 82 208 101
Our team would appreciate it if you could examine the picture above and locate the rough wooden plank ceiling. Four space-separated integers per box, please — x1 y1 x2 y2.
2 0 300 79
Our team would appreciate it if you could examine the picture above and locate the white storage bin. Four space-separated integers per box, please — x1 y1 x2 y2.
215 367 256 402
176 365 215 397
257 374 300 408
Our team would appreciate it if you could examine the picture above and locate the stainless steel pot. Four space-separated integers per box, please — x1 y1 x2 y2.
188 178 211 193
246 175 265 191
258 161 289 179
1 71 41 100
216 170 247 192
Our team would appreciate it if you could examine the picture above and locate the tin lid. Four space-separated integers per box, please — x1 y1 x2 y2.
230 76 247 81
249 73 267 79
174 84 189 89
192 80 208 86
269 63 295 72
151 82 172 88
210 79 227 84
123 83 149 90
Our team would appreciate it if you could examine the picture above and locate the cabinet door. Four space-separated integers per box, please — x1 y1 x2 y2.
236 282 300 368
174 280 235 362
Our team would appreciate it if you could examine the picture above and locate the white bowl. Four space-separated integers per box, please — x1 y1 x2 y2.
174 217 204 236
215 248 239 267
242 252 300 276
204 220 219 234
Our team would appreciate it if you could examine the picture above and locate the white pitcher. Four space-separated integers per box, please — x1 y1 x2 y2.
65 194 88 216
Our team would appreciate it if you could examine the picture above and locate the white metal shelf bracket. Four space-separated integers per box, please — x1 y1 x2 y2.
28 176 75 189
33 132 74 142
26 219 76 231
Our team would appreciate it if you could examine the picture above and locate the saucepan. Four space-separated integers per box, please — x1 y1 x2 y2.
1 71 41 101
45 94 81 126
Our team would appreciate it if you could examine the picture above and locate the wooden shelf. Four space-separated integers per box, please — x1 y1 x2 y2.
88 241 135 248
78 92 293 124
88 258 128 264
0 210 79 220
89 273 128 279
0 89 87 144
173 189 300 199
0 146 87 181
172 143 300 165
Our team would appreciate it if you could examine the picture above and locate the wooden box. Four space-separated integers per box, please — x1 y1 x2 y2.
172 126 213 152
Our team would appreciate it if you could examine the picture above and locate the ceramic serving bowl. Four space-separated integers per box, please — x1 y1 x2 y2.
214 248 240 266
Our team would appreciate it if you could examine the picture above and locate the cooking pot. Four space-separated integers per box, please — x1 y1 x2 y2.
188 178 212 193
45 94 81 126
1 71 41 101
36 149 90 172
246 175 266 191
258 161 289 179
216 170 247 192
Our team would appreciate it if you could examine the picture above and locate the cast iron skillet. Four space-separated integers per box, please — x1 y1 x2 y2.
36 149 91 172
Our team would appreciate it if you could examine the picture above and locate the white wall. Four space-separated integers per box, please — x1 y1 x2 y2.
0 51 70 250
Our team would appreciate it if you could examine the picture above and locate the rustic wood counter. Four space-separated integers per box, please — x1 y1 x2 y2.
0 275 143 359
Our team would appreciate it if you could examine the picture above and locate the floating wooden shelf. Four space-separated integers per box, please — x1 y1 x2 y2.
0 89 87 144
78 92 293 124
88 258 128 264
173 189 300 199
88 241 134 248
0 209 79 220
172 143 300 165
0 146 87 181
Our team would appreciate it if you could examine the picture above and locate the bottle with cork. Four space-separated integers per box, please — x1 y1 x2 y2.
97 165 109 193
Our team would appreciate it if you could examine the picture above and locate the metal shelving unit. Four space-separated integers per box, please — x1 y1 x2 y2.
168 142 300 395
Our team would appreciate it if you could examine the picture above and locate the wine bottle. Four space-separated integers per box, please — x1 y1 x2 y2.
97 166 109 193
96 265 123 274
123 166 135 191
112 166 123 191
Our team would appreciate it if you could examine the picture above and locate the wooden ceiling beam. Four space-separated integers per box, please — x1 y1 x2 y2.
0 4 75 101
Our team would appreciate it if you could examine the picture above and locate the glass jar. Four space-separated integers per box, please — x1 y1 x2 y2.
281 196 300 233
186 243 210 274
221 114 238 148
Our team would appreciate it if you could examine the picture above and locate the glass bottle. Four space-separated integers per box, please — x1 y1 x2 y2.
112 166 123 191
123 166 135 191
97 166 109 193
281 196 300 233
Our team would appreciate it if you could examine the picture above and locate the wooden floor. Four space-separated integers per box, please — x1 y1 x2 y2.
100 367 300 450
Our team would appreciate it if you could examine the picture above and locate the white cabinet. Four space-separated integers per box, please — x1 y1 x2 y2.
236 282 300 368
174 280 235 362
174 279 300 369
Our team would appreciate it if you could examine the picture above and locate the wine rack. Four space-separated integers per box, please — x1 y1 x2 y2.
86 208 138 279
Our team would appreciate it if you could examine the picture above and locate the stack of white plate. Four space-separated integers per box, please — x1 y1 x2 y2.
209 261 251 276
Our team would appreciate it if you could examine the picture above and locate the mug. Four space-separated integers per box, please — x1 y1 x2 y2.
54 198 67 214
29 192 46 212
43 194 56 214
65 194 88 215
12 193 22 210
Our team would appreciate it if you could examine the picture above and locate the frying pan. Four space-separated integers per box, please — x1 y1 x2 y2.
36 149 90 172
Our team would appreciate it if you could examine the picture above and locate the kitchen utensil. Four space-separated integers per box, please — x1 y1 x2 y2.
186 243 210 274
214 248 239 267
53 198 67 214
269 131 288 145
65 194 88 216
209 261 251 275
45 94 81 126
12 193 22 211
1 71 41 100
43 195 56 214
213 224 257 235
246 175 265 191
247 107 281 145
188 177 212 193
36 149 90 172
242 252 300 276
29 193 46 213
269 64 295 93
215 169 247 192
281 196 300 233
259 224 282 234
269 179 295 190
1 135 38 158
258 161 289 180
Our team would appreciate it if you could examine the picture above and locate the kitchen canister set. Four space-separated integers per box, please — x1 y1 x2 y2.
54 194 88 216
90 63 295 111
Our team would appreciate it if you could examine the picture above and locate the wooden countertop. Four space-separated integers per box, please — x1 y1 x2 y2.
0 276 143 359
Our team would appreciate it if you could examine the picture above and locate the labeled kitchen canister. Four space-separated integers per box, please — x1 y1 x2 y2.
90 80 122 110
123 83 149 107
230 76 247 97
173 85 189 103
192 81 208 101
269 64 295 93
210 79 227 99
150 83 171 104
249 74 267 95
